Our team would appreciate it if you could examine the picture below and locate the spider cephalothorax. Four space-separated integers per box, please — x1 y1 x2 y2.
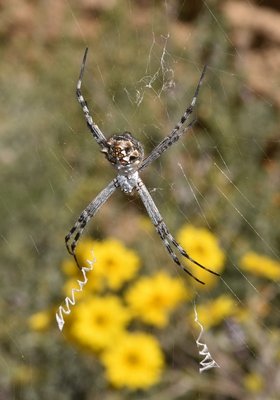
101 132 144 173
65 48 220 285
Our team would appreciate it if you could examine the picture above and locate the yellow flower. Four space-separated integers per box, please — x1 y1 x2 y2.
62 259 78 276
70 238 96 272
62 244 103 297
101 332 164 389
28 311 51 331
68 296 130 352
93 238 141 290
240 251 280 280
243 372 264 393
64 237 141 290
63 269 103 298
177 225 225 288
194 295 236 329
125 272 189 327
62 278 90 303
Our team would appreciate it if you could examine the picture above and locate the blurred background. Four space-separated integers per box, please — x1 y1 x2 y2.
0 0 280 399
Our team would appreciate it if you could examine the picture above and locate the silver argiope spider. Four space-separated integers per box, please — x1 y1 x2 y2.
65 48 219 284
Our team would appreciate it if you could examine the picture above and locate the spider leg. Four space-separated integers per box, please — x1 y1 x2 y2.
65 179 118 268
140 65 207 172
160 225 219 276
136 178 219 284
76 48 108 150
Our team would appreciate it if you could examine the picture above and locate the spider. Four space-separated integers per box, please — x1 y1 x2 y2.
65 48 220 284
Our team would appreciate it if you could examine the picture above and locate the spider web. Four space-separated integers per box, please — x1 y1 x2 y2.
117 26 279 377
1 1 280 399
123 32 175 106
72 3 280 394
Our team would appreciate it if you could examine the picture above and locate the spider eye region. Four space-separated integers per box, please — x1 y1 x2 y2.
102 132 144 173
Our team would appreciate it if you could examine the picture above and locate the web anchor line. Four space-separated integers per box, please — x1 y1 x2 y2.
56 258 95 331
193 301 220 373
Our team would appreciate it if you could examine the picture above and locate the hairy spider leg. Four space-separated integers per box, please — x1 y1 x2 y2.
65 180 118 268
76 48 108 150
136 178 220 284
140 65 207 171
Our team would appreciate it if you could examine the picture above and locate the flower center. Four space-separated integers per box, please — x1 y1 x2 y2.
125 352 141 366
94 314 108 327
194 244 206 256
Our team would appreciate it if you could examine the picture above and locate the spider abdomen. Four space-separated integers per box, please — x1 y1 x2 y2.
101 132 144 174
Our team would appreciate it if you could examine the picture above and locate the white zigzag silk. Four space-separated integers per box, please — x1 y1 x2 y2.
193 301 220 373
56 258 94 331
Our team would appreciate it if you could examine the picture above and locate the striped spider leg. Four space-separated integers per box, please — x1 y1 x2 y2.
136 178 219 284
65 179 118 268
